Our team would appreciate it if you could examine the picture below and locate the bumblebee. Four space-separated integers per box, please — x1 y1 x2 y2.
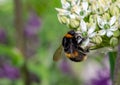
53 30 89 62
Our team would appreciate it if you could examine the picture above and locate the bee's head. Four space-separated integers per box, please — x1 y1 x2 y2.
68 30 75 36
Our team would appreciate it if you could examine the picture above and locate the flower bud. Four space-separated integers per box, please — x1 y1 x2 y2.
98 7 105 14
97 0 110 13
118 16 120 25
113 30 120 37
57 15 69 24
92 36 102 44
69 18 80 29
116 1 120 8
89 15 97 23
103 13 110 20
110 37 118 47
110 5 120 17
90 1 98 13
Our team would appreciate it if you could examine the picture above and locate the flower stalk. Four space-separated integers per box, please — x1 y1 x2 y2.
14 0 30 85
113 37 120 85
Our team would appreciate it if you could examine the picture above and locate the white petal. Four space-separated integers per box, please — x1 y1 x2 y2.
71 0 80 6
106 31 113 37
71 0 77 6
82 38 90 47
77 0 80 5
61 0 70 9
80 19 87 32
97 16 104 28
109 16 116 26
82 2 88 11
119 16 120 24
74 5 81 15
55 8 70 15
89 32 97 38
109 26 118 31
88 26 96 35
69 14 76 19
55 8 63 12
98 30 106 35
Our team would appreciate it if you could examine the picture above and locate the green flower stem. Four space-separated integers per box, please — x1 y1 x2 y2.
113 37 120 85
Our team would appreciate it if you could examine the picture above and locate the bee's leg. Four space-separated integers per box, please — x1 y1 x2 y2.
84 46 90 53
78 47 85 52
76 36 83 45
82 37 87 42
84 48 89 52
78 46 89 53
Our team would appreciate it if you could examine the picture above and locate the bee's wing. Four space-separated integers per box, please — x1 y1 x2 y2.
53 45 63 61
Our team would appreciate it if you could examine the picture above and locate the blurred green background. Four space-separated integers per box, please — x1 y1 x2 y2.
0 0 112 85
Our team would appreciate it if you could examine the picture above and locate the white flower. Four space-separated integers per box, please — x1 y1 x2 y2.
80 2 91 18
79 19 96 47
97 16 118 37
56 0 90 20
61 0 70 9
71 1 91 19
90 0 111 14
69 1 91 19
55 0 80 19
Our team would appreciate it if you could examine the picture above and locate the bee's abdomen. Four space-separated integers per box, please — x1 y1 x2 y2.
69 53 87 62
65 51 79 58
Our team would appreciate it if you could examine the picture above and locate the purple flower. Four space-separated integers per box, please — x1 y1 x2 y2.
0 68 5 77
27 13 40 27
89 68 112 85
24 11 41 57
0 29 8 44
26 36 40 57
24 11 41 37
82 55 112 85
60 60 72 74
0 63 20 80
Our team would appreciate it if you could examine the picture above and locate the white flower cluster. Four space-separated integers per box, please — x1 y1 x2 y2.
56 0 120 49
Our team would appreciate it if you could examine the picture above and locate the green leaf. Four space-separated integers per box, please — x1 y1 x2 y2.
0 44 24 67
108 51 117 79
